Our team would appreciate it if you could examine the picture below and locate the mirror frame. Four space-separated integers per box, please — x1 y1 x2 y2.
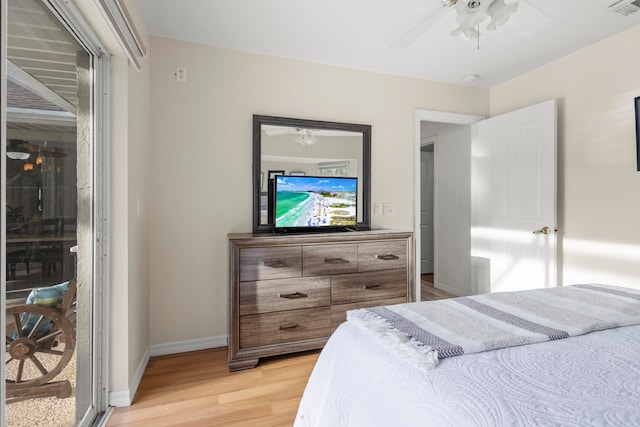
253 114 371 233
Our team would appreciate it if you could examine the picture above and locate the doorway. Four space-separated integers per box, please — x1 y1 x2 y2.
420 142 435 299
3 0 109 425
414 101 557 300
414 110 484 302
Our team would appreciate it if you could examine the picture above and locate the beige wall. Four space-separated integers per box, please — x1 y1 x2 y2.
108 55 130 395
126 52 152 386
490 24 640 289
75 0 152 400
106 39 152 399
147 37 489 345
421 122 473 296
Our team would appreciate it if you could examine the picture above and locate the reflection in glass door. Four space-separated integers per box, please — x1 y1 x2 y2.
3 0 105 425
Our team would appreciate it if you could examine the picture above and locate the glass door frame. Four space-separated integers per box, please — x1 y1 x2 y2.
1 0 8 414
1 0 111 424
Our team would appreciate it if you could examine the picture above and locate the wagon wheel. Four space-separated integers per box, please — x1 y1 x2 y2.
5 304 75 389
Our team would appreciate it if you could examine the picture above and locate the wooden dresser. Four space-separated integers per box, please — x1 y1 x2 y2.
228 230 414 371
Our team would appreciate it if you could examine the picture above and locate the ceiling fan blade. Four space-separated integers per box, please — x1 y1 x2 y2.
389 6 449 50
41 150 66 158
263 125 294 136
263 126 361 138
7 139 40 153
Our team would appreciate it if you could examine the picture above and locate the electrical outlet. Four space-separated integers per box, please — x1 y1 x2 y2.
176 67 187 83
374 202 383 216
383 203 395 215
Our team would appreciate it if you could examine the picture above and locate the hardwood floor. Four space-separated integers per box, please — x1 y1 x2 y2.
421 274 456 301
106 348 320 426
107 281 454 426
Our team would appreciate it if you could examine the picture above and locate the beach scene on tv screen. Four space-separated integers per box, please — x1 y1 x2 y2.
275 176 357 227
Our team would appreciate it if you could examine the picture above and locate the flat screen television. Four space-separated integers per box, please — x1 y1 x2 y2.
274 175 357 232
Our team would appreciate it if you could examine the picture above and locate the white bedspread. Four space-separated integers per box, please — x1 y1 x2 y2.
347 284 640 372
295 313 640 426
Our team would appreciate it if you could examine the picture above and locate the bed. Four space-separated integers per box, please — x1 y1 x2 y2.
294 284 640 427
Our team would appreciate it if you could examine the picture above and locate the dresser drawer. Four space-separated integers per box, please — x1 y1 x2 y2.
330 297 408 330
239 307 330 348
229 231 413 370
239 276 330 315
357 241 407 272
239 246 302 282
303 244 357 276
331 269 408 305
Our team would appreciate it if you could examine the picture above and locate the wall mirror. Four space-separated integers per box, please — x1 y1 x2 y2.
253 115 371 233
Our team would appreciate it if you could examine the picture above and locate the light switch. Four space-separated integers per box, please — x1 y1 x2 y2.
383 203 395 215
176 67 187 83
374 202 383 216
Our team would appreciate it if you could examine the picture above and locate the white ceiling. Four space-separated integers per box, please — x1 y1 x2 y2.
133 0 640 88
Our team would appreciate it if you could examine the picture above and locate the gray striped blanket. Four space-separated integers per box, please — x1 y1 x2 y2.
347 284 640 370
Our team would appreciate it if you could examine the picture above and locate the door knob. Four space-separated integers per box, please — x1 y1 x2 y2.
532 226 551 235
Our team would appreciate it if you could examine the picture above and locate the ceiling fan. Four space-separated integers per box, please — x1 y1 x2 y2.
445 0 519 40
262 125 361 138
390 0 520 49
6 139 67 160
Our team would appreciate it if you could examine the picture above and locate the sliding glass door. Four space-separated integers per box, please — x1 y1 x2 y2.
3 0 108 425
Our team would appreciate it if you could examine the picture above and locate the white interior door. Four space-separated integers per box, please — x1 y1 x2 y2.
472 99 557 293
420 150 434 274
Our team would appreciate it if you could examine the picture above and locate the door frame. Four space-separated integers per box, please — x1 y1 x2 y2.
413 109 485 301
48 0 112 421
419 139 435 277
2 0 8 405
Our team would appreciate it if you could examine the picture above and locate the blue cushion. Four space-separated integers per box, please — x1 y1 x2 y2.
20 281 69 337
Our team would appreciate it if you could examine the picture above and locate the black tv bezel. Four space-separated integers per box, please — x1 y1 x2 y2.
635 96 640 171
273 175 359 234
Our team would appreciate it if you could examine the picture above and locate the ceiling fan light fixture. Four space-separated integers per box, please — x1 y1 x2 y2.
447 0 518 41
294 128 317 147
7 151 30 160
467 1 482 10
487 0 519 31
451 0 491 40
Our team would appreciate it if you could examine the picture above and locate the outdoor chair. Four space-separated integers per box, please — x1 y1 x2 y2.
5 279 77 403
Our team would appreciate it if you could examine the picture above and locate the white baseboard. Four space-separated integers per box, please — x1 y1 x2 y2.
108 335 226 407
435 281 469 297
108 345 150 407
150 334 227 357
108 390 132 408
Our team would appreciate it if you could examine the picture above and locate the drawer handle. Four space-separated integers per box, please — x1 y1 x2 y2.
278 292 308 299
278 323 298 330
323 257 349 264
376 254 399 261
263 260 286 268
363 283 382 290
